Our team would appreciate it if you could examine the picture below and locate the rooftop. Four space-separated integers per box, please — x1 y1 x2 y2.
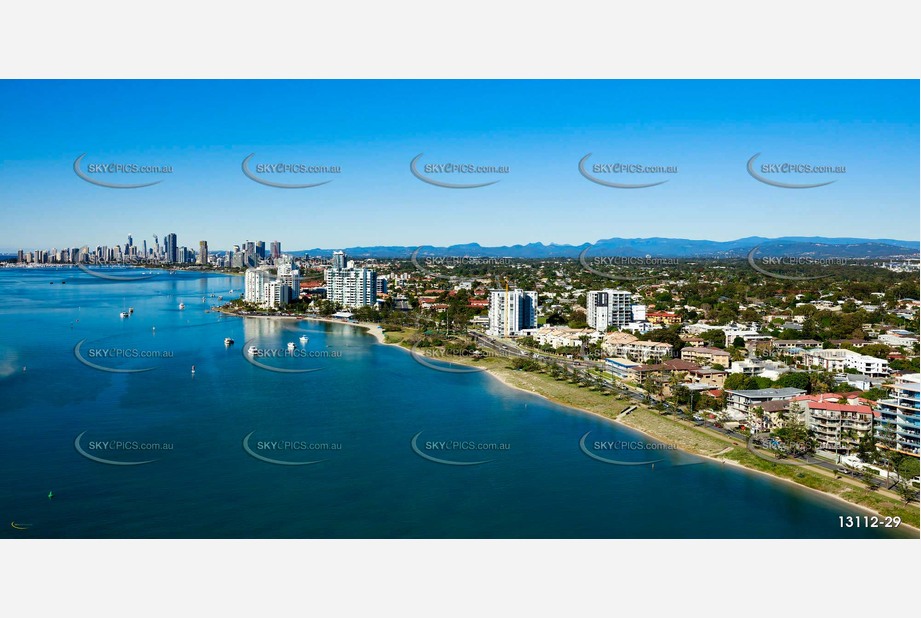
725 387 807 398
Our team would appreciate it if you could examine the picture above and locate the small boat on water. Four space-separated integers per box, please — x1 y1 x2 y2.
224 337 234 346
128 307 134 314
287 342 297 351
299 335 309 343
179 302 185 310
247 345 260 356
218 296 223 301
120 311 129 318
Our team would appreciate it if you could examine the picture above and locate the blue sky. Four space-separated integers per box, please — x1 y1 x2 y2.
0 80 918 252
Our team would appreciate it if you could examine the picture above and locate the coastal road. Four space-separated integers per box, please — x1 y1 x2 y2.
469 331 918 501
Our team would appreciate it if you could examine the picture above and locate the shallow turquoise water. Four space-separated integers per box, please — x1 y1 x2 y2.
0 267 914 538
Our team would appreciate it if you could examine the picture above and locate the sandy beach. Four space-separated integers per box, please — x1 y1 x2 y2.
215 308 920 530
215 307 387 344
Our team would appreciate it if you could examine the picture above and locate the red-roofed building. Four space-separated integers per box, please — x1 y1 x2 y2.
647 310 680 325
788 394 877 454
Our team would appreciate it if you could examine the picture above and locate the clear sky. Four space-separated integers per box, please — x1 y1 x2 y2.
0 80 918 252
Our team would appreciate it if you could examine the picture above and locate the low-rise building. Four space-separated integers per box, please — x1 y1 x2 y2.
773 339 821 351
680 346 731 367
686 366 727 389
729 358 790 380
629 359 700 384
725 387 807 427
803 348 889 377
789 394 877 454
604 357 641 380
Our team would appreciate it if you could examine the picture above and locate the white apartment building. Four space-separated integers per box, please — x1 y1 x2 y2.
487 289 538 337
527 325 602 349
244 268 270 304
803 348 889 377
276 261 301 301
586 289 633 332
263 279 290 309
601 331 673 363
729 359 790 380
877 373 920 456
788 395 876 454
325 267 378 308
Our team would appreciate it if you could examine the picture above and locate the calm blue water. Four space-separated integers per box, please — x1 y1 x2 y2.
0 267 914 538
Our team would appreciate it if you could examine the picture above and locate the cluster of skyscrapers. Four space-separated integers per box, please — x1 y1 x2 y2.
243 250 380 310
16 234 286 270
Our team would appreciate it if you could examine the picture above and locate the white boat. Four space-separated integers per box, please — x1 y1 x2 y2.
120 311 129 318
287 342 296 351
128 307 134 314
247 345 260 356
299 335 309 343
224 337 234 346
179 302 185 310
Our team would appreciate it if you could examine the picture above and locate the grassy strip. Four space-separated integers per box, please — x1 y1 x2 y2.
723 448 919 528
396 337 920 529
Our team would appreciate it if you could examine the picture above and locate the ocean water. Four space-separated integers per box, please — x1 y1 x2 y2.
0 267 913 538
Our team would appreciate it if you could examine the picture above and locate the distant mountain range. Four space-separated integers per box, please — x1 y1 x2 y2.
292 237 920 259
4 236 917 261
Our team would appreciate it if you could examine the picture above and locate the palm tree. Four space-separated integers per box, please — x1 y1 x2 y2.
642 376 656 403
668 371 687 413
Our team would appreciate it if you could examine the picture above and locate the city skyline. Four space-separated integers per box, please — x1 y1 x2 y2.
1 80 918 250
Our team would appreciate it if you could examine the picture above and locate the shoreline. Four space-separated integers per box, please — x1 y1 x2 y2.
216 310 919 532
480 363 919 534
216 307 387 344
